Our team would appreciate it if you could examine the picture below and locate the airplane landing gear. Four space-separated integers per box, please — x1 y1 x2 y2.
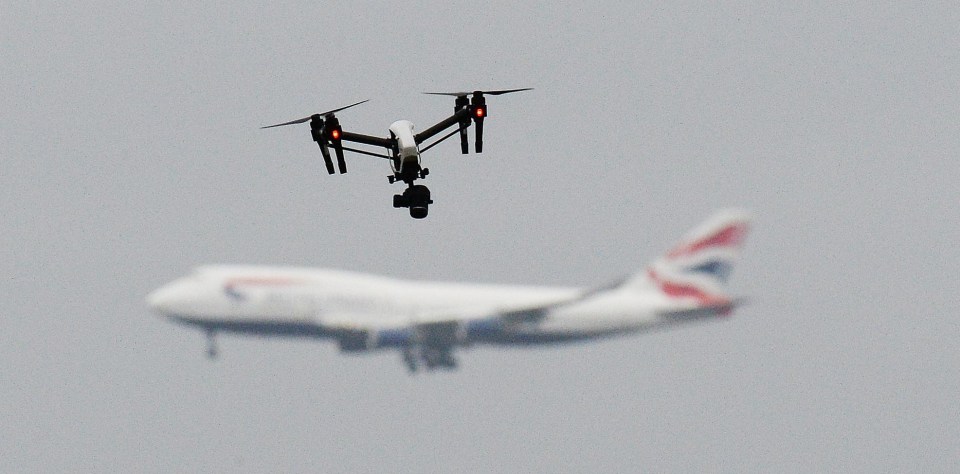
393 184 433 219
401 345 457 373
421 346 457 370
402 347 418 373
205 330 218 359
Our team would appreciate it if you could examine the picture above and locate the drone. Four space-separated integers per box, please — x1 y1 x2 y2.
262 88 531 218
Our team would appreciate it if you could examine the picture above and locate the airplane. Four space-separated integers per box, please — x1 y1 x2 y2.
146 210 751 372
261 88 532 219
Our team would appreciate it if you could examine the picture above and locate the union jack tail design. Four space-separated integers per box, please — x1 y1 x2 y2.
628 209 751 307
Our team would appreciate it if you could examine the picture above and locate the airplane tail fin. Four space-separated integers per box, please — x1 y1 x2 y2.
625 209 751 306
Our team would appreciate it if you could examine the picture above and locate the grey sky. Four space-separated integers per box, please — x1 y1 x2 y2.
2 2 958 472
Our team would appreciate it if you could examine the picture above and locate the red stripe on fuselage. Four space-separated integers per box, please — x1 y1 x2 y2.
224 277 302 288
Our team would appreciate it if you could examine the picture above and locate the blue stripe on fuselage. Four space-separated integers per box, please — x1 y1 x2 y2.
466 317 504 339
169 316 329 338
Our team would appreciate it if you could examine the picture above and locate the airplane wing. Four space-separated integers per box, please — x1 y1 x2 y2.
410 282 615 340
412 281 608 326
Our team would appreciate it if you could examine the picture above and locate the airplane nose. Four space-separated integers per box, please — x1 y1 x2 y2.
146 283 181 316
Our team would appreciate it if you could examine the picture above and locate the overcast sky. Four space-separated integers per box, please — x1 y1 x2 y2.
2 2 959 472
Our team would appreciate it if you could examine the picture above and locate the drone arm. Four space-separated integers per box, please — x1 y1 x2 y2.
419 125 469 154
341 146 392 160
339 131 393 148
414 108 473 145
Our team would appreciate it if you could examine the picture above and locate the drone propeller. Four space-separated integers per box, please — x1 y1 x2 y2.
261 100 368 174
319 99 369 116
423 88 533 98
422 89 531 153
260 99 369 129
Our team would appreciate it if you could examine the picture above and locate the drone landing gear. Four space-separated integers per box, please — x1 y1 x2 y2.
393 184 433 219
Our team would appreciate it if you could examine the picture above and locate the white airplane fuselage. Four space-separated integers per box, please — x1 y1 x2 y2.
147 210 751 370
147 266 674 346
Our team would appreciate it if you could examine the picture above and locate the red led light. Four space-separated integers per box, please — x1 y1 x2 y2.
475 107 485 117
331 129 341 140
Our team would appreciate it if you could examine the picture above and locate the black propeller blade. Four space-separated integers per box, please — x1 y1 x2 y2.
261 115 313 129
260 100 369 129
320 99 369 116
423 88 533 97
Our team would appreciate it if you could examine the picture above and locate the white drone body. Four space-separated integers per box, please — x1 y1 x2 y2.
388 120 420 178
